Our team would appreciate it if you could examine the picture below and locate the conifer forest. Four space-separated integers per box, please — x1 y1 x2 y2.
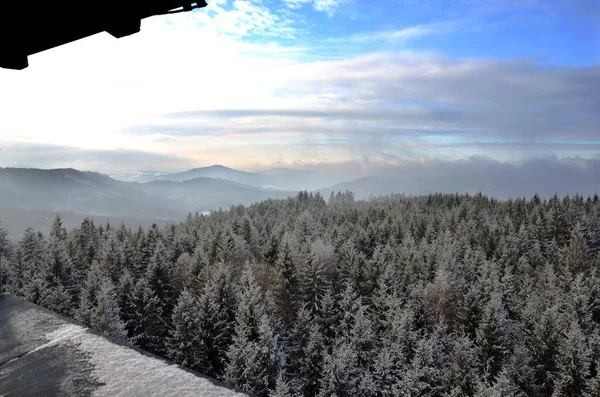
2 191 600 397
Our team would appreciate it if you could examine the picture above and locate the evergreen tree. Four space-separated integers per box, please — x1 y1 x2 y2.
270 372 294 397
0 222 11 294
474 369 526 397
146 241 176 324
299 322 325 397
318 341 358 397
475 292 511 383
564 223 589 275
77 264 126 339
276 238 300 326
123 277 166 354
19 228 46 304
398 327 450 397
167 288 201 368
226 267 282 396
553 319 591 397
92 278 127 339
195 262 236 378
447 333 479 396
300 248 327 317
43 215 74 315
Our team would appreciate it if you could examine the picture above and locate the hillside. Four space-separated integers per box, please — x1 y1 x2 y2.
155 165 338 191
0 167 299 236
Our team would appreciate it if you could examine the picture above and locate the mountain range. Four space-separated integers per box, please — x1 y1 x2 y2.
4 160 596 237
0 166 338 237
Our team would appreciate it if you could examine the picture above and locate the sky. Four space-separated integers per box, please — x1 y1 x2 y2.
0 0 599 180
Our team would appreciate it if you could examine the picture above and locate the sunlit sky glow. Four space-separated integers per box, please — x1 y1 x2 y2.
0 0 598 175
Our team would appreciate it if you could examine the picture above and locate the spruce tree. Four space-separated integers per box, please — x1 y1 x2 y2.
195 262 236 378
167 288 201 368
475 292 510 383
225 266 282 396
553 319 591 397
0 222 11 294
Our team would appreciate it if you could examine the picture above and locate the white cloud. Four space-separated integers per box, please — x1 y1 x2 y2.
194 0 298 38
330 21 457 44
284 0 351 17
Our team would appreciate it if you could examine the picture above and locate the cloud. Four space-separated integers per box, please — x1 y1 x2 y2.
327 22 456 44
127 52 600 156
284 0 350 17
0 143 191 171
193 0 298 38
310 155 600 199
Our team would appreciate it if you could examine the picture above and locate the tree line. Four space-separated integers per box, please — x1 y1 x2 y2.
1 190 600 396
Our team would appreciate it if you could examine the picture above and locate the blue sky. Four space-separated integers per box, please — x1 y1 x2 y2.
0 0 598 178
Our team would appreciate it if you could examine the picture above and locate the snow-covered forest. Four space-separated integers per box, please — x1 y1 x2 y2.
2 191 600 396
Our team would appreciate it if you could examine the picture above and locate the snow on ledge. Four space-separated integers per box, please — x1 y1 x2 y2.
43 324 247 397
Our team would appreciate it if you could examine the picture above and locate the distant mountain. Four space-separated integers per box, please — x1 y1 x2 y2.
259 167 313 177
0 167 184 220
155 165 264 185
156 165 339 191
0 167 302 236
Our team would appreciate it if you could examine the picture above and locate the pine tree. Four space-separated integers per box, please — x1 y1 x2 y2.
225 266 282 396
43 215 74 315
553 319 591 397
374 305 417 395
19 228 46 304
398 327 450 397
276 238 300 327
123 277 166 354
447 333 479 396
348 305 379 397
300 248 327 317
270 371 294 397
0 222 11 294
526 305 564 396
563 223 588 275
146 241 176 324
475 292 511 383
195 262 236 379
474 369 525 397
299 323 325 397
92 278 127 339
589 369 600 397
318 341 358 397
167 288 201 368
77 264 126 339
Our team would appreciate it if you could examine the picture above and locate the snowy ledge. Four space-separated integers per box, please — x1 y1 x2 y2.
0 294 248 397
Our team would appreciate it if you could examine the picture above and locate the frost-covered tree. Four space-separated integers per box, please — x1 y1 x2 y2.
0 223 12 294
77 264 126 339
122 277 166 354
448 333 479 396
476 292 511 383
226 266 282 396
91 278 127 339
553 319 591 397
167 288 201 368
194 262 236 378
43 215 74 315
300 248 328 317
